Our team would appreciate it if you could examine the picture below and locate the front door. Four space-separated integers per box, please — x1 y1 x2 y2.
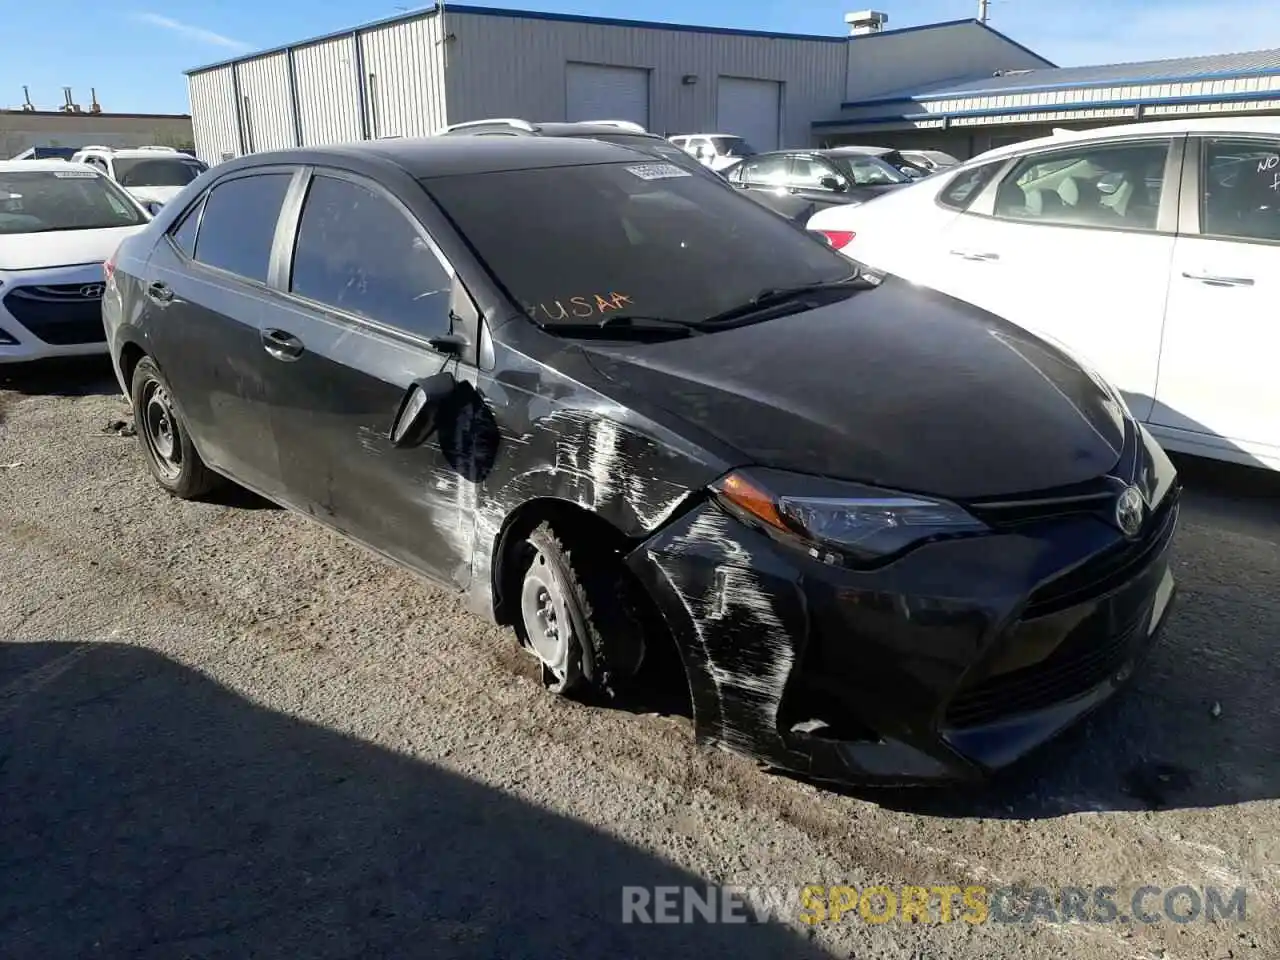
142 170 296 496
730 153 814 222
934 136 1180 420
1153 136 1280 462
261 168 478 587
784 155 854 219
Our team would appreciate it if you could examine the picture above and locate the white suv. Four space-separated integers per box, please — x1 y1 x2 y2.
69 145 206 210
668 134 758 172
0 160 150 361
807 116 1280 472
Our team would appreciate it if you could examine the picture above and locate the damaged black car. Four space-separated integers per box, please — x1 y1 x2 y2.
103 137 1180 785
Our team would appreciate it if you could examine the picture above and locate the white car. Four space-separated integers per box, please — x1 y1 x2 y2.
668 134 758 172
807 116 1280 472
0 160 150 362
898 149 960 173
68 145 207 211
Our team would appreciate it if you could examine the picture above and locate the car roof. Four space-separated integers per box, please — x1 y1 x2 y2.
974 116 1280 165
228 136 652 179
0 159 101 174
825 146 895 157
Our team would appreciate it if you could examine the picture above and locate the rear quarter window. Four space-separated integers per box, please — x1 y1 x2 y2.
937 161 1003 210
192 173 292 283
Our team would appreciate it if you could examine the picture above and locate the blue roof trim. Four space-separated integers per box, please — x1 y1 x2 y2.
186 1 846 74
814 87 1280 128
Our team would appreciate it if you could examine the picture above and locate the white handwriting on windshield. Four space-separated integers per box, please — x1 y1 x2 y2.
527 292 633 321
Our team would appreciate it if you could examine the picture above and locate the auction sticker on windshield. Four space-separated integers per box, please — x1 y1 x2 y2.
53 170 98 178
625 163 692 181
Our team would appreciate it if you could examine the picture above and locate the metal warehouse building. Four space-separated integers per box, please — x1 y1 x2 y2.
185 3 1280 164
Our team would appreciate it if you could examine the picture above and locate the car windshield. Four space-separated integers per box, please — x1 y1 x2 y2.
831 154 910 185
0 169 145 234
711 136 757 157
114 156 206 187
425 160 853 329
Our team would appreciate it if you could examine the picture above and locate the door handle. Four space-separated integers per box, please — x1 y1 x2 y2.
1181 270 1254 287
949 250 1000 262
260 328 304 361
146 280 174 303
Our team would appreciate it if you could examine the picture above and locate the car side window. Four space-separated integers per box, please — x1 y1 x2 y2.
937 161 1002 210
1201 138 1280 242
168 195 204 258
738 155 789 186
289 174 453 338
789 157 845 191
993 140 1169 231
193 173 292 283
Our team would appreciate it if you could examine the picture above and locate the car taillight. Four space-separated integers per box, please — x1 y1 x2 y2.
818 230 856 251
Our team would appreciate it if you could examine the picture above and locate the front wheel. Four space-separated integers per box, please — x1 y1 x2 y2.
130 356 221 500
515 522 646 697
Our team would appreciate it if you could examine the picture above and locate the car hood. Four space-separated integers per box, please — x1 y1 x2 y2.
579 277 1127 501
0 225 143 271
124 185 184 205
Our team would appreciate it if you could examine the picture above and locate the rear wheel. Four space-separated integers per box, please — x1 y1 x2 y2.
130 356 220 499
515 522 646 697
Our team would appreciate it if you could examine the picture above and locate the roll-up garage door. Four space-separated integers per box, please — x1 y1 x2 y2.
565 63 650 127
716 77 781 152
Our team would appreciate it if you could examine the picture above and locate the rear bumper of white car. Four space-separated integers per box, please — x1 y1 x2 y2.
0 262 110 363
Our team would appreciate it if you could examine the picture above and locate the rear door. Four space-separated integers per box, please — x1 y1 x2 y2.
1152 135 1280 462
262 167 480 587
932 136 1181 419
141 168 298 495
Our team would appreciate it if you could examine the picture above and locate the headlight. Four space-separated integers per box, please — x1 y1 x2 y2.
711 469 987 565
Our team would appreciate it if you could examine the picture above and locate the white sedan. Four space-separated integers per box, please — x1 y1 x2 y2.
0 161 150 362
807 116 1280 472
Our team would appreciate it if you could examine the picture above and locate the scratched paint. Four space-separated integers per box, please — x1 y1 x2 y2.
654 509 797 758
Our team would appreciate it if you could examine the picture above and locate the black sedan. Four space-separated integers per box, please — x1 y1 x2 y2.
103 137 1179 786
724 147 916 223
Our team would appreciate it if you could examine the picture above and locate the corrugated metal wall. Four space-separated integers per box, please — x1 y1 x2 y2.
843 22 1050 104
442 11 847 147
187 67 240 163
235 52 295 152
293 35 363 145
359 16 448 138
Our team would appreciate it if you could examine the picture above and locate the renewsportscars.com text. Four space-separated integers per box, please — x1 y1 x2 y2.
621 884 1247 926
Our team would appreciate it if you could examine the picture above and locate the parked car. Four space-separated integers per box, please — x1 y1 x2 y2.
0 160 149 362
723 148 916 222
826 144 932 179
668 133 758 172
435 118 732 185
70 145 207 212
806 116 1280 472
104 136 1180 785
10 146 78 161
899 149 961 173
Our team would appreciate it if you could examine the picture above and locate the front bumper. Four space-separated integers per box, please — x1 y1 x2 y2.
0 264 110 363
628 479 1179 786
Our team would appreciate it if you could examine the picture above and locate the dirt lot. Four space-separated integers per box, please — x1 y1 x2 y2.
2 358 1277 960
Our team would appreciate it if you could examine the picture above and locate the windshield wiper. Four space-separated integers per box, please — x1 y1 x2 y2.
540 314 702 339
699 273 873 327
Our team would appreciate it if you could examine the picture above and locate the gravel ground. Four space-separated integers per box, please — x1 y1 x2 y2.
1 358 1277 960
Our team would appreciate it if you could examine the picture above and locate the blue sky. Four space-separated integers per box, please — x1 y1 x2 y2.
5 0 1279 115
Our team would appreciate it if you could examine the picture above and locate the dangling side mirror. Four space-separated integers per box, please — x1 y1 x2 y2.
144 200 165 216
389 371 457 447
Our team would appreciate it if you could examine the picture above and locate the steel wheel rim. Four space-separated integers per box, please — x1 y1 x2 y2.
520 549 573 683
141 382 182 481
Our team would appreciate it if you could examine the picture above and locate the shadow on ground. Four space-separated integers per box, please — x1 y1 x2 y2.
850 455 1280 818
0 641 830 960
0 357 120 398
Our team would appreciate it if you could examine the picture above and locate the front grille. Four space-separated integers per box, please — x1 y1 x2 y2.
1022 487 1178 620
943 487 1178 730
945 617 1144 728
2 282 106 345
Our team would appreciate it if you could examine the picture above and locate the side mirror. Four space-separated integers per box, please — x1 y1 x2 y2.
389 370 457 447
144 200 164 216
819 176 846 192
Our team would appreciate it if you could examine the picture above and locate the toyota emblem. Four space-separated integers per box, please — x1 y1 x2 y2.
80 283 105 298
1114 485 1146 539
